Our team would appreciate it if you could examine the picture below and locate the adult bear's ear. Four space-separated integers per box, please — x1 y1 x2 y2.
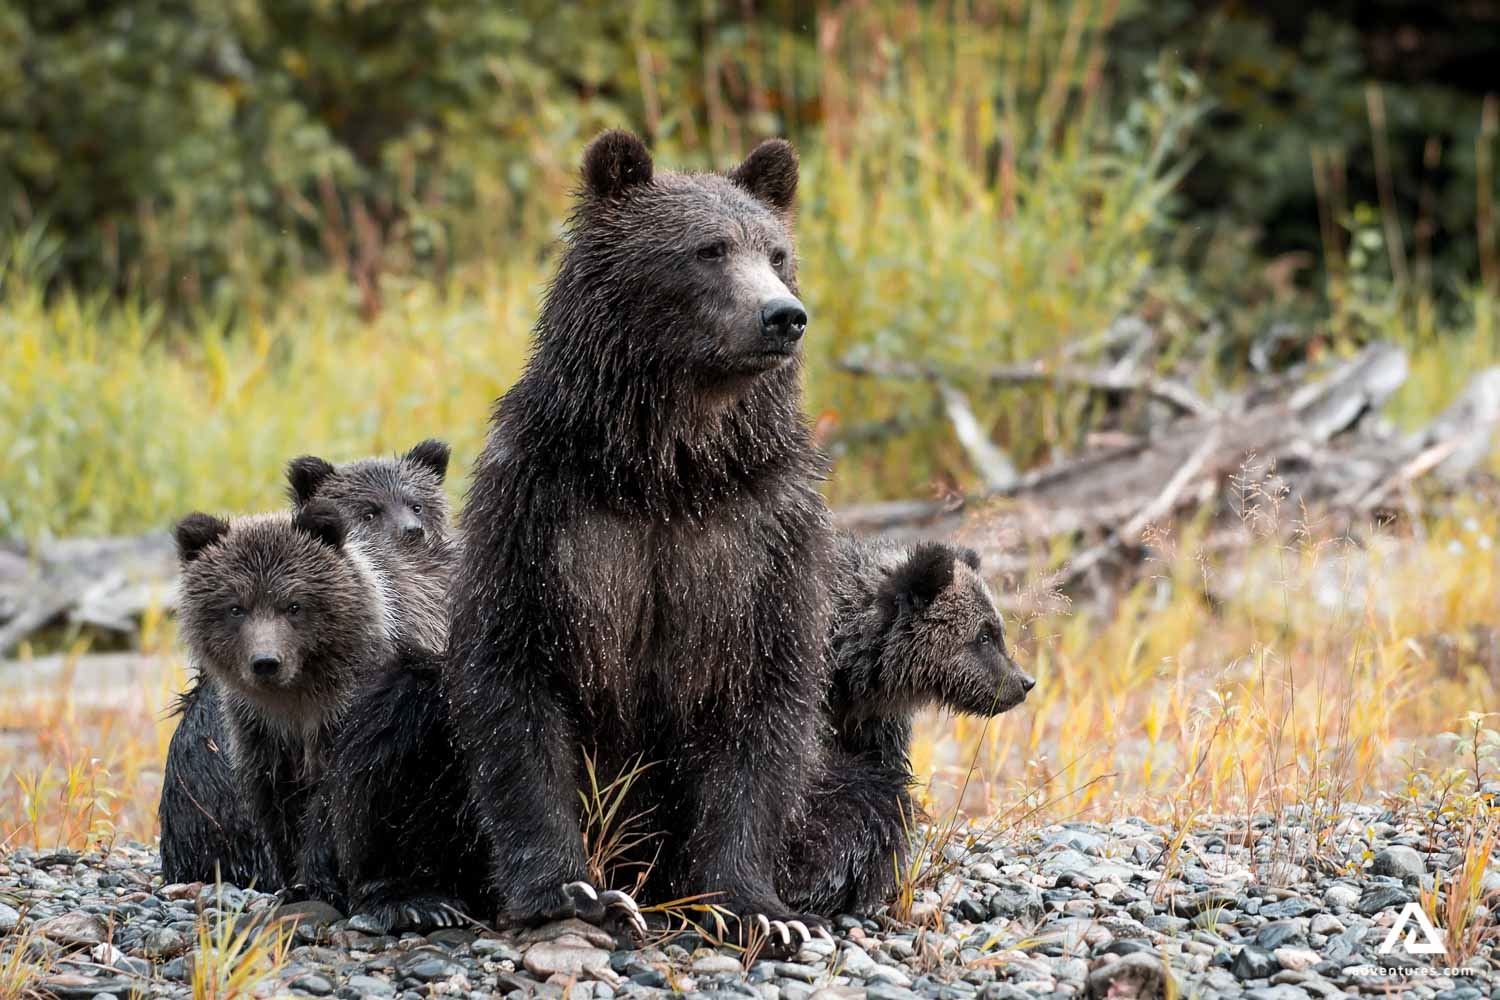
955 546 981 571
286 456 336 506
174 513 230 564
730 138 798 212
405 439 451 482
881 542 955 613
582 130 654 201
294 499 347 551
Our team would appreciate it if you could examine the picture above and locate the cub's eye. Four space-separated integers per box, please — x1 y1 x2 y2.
696 241 728 262
411 504 422 515
976 632 992 646
228 605 244 619
363 511 377 522
770 249 788 268
285 602 301 616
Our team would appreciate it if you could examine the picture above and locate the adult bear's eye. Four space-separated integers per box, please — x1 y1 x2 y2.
696 241 728 261
770 249 788 268
228 605 244 619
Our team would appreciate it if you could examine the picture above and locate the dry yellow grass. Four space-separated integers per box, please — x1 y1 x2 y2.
3 496 1494 859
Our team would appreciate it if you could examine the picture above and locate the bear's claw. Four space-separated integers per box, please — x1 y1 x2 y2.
357 895 466 934
560 881 646 937
402 903 461 929
743 911 835 956
599 889 648 936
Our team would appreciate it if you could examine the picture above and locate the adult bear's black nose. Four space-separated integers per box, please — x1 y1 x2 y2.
761 297 808 343
251 654 282 678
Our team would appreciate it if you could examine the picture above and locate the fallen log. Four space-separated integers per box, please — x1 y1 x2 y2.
0 534 175 655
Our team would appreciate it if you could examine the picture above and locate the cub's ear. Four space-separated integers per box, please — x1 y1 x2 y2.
174 513 230 564
286 456 336 506
404 439 451 482
881 542 955 613
582 129 654 201
956 546 981 571
294 499 347 551
729 138 798 212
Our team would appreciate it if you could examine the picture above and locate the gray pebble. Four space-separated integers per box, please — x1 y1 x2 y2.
292 972 336 995
1356 884 1410 915
1371 845 1426 881
1232 945 1280 980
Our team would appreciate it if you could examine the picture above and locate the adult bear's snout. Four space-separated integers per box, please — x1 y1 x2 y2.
761 297 808 344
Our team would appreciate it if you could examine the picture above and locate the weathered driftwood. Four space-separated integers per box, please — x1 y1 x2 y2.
837 344 1415 534
2 344 1496 650
0 534 175 655
836 343 1500 604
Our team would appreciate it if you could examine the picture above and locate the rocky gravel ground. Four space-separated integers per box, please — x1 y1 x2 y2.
4 805 1499 999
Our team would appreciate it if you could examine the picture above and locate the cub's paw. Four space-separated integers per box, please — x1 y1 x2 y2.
498 881 646 939
357 895 468 934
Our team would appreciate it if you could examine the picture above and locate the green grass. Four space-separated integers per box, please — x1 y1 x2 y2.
3 1 1498 541
0 0 1197 539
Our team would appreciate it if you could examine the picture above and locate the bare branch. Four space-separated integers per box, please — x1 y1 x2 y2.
837 355 1217 418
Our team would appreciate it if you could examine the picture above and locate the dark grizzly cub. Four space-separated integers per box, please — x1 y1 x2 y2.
163 503 391 889
780 536 1035 916
295 651 488 932
159 447 448 887
445 130 832 944
286 439 455 652
158 677 274 887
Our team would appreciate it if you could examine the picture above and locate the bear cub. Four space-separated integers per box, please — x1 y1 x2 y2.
286 439 456 651
780 535 1035 916
163 502 392 889
159 443 454 887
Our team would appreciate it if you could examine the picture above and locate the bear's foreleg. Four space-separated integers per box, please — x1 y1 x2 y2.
461 670 643 935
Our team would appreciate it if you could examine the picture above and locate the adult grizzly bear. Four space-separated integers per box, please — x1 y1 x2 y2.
447 130 832 942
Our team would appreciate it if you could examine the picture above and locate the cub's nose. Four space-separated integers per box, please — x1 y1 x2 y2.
401 521 424 541
1020 674 1036 693
250 654 282 678
761 297 808 343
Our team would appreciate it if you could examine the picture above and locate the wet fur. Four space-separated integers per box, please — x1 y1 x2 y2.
158 678 275 886
285 440 456 652
444 131 833 931
159 505 391 889
779 533 1034 915
297 650 489 929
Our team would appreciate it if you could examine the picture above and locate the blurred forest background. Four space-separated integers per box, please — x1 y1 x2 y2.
4 0 1500 538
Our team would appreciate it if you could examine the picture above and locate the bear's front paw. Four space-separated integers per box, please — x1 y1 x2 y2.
705 906 833 958
498 880 646 938
357 895 467 934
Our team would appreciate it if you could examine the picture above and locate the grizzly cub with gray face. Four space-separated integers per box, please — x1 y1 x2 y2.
159 448 449 888
286 439 455 651
780 536 1034 916
165 503 391 889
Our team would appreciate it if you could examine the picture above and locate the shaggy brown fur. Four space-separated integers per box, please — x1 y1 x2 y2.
286 439 455 651
163 503 392 888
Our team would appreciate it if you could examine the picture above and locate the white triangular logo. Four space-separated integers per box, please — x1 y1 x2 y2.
1378 903 1447 956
